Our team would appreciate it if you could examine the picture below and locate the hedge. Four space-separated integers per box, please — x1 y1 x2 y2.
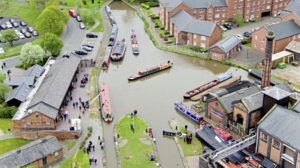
141 3 150 9
0 104 17 118
145 1 159 7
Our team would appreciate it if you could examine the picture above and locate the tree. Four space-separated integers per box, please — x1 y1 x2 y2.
0 83 10 103
36 6 65 35
40 32 63 56
21 43 45 67
47 5 69 22
234 12 244 27
2 30 18 46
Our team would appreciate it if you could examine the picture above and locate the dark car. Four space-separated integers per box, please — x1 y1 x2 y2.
32 31 38 36
82 43 94 48
243 31 251 38
20 29 27 34
20 21 27 27
24 32 31 38
0 16 3 19
12 22 19 28
9 18 15 23
75 50 88 55
0 24 7 30
27 26 34 33
76 16 82 22
86 32 98 38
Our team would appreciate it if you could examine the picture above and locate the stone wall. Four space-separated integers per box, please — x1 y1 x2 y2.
16 130 81 140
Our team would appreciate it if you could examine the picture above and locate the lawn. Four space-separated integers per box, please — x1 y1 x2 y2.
59 149 89 168
0 118 12 134
177 136 202 156
116 115 156 168
88 68 100 109
60 139 78 151
0 138 31 155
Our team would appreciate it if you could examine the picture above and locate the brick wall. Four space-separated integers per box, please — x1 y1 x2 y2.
209 47 226 61
269 138 281 164
16 130 81 140
252 27 269 52
208 26 222 46
296 153 300 168
257 130 269 157
232 103 248 131
33 149 64 168
207 99 227 125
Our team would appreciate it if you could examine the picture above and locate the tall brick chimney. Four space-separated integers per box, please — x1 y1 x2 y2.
261 31 275 89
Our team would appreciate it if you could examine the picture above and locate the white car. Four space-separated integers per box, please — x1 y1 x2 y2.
236 34 244 40
0 48 4 54
14 30 25 39
220 25 228 32
79 22 85 29
6 21 12 28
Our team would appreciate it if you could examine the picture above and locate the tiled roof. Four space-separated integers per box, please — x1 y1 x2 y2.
241 92 264 112
24 64 45 78
0 136 63 167
209 35 241 53
262 86 291 101
286 40 300 53
5 83 31 103
285 0 300 18
266 20 300 40
5 76 35 87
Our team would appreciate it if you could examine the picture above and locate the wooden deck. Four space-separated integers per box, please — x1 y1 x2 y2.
190 77 239 101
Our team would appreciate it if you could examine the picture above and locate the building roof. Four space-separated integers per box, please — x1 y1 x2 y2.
0 136 63 167
285 0 300 18
209 35 241 53
286 40 300 53
162 0 227 11
183 0 209 8
218 86 261 113
162 0 183 11
5 76 35 87
266 20 300 40
210 0 227 7
24 64 45 78
5 83 31 103
271 50 293 61
262 86 291 101
275 83 293 93
293 101 300 113
171 10 217 36
259 105 300 151
25 56 81 119
241 92 264 112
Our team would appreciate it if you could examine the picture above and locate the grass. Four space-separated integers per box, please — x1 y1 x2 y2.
89 112 99 119
60 139 78 151
116 115 156 168
177 136 202 156
0 138 31 155
59 149 90 168
0 119 12 134
88 68 100 109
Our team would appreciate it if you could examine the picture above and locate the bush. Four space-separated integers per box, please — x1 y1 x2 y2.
249 18 256 22
163 36 168 41
145 1 159 7
164 30 170 35
141 3 150 9
189 46 208 52
0 104 17 118
241 39 248 44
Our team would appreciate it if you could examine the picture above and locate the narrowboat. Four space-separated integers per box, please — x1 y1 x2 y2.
248 69 278 86
183 72 232 99
110 39 126 61
174 102 202 123
99 83 113 123
102 46 112 70
128 61 173 81
108 24 118 47
131 29 139 55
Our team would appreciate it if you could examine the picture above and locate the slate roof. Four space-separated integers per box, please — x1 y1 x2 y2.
210 0 227 7
5 83 31 103
241 92 264 112
25 56 81 119
162 0 227 11
290 92 300 101
266 20 300 40
0 136 63 168
171 10 217 36
286 40 300 53
262 86 291 101
183 0 209 8
259 105 300 151
218 86 261 113
162 0 182 11
24 64 45 78
5 76 35 87
275 83 293 93
285 0 300 18
209 35 241 53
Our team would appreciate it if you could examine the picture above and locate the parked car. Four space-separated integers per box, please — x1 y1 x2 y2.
236 34 244 40
32 31 38 36
20 21 27 27
79 22 85 29
81 46 92 52
27 26 34 33
0 24 7 30
76 16 82 22
20 29 27 34
0 16 3 19
69 9 77 17
82 43 94 48
75 50 88 55
24 32 31 38
220 26 228 32
12 22 19 28
15 30 25 39
243 32 251 38
9 18 15 23
6 22 12 28
86 32 98 38
223 22 234 30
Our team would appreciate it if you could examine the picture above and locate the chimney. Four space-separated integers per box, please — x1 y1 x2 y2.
261 31 274 89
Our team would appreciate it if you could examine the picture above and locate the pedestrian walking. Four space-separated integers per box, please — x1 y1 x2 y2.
3 62 6 68
130 124 135 133
76 102 78 108
79 105 82 111
79 97 82 103
73 102 75 109
134 110 137 115
1 65 3 70
95 159 97 165
92 145 95 151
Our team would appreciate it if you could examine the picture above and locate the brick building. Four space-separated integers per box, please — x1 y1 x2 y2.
0 136 63 168
252 20 300 54
159 0 291 29
256 105 300 168
170 10 221 48
12 56 81 131
208 35 241 61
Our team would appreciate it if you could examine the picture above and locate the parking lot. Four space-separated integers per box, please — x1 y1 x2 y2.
0 17 38 48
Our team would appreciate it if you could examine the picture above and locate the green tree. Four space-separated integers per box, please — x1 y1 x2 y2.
0 84 10 103
47 5 68 22
234 12 244 27
21 43 45 67
36 6 65 35
40 32 63 56
2 30 18 46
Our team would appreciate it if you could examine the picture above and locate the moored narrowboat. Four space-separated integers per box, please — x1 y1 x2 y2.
131 29 139 55
174 102 202 123
110 39 126 61
99 83 113 123
102 46 112 70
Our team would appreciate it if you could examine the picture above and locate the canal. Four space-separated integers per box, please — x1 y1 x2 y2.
99 1 250 168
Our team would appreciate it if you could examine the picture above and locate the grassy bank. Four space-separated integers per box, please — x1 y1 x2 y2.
116 115 156 168
59 149 90 168
177 136 202 156
0 138 31 155
0 118 12 134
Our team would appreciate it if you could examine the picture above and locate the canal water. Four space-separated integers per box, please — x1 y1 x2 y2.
99 1 250 168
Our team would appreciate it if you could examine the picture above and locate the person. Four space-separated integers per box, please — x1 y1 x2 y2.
3 62 6 68
75 102 78 108
73 102 75 109
1 65 3 70
78 115 81 119
79 105 82 111
130 124 135 133
130 112 133 118
95 159 97 165
133 110 137 115
89 158 92 165
92 145 95 151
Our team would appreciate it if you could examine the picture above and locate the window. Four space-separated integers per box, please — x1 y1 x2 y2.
273 139 280 149
260 132 268 141
201 36 206 40
54 152 59 156
215 14 220 18
201 42 206 48
36 114 39 118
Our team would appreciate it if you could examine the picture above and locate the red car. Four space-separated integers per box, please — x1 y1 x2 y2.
68 9 77 17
